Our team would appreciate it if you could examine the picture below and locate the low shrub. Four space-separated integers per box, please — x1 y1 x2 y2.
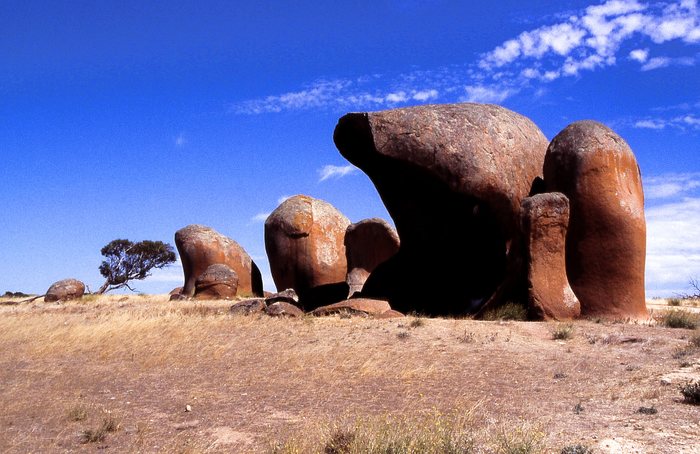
660 310 699 329
482 302 528 321
551 324 574 340
680 381 700 405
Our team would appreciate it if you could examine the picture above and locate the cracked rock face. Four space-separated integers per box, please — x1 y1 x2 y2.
265 195 350 296
334 103 548 315
194 263 238 300
544 121 647 319
175 224 263 298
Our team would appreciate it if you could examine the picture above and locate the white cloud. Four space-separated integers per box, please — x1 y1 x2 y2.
645 196 700 295
412 89 439 101
250 212 271 223
633 113 700 130
645 174 700 199
462 85 515 103
629 48 649 62
318 164 357 182
385 91 408 103
277 195 292 205
479 0 700 81
175 133 186 147
146 260 184 284
641 56 671 70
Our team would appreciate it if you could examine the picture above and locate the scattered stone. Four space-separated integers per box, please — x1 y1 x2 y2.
312 298 392 317
230 298 266 315
544 121 647 319
169 293 189 301
175 224 263 298
265 288 299 305
185 405 192 412
374 309 406 319
344 218 400 296
44 279 85 302
194 264 238 300
521 192 580 320
266 301 304 318
169 286 183 296
334 103 548 315
265 195 350 298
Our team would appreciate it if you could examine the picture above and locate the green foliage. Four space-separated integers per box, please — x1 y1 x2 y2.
97 239 176 293
660 310 699 329
482 302 528 321
667 298 681 306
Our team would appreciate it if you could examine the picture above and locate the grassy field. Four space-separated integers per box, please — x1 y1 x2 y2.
0 295 698 453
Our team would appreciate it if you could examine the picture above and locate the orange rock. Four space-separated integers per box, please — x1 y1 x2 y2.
312 298 392 316
265 195 350 294
544 121 647 319
521 193 580 320
194 264 238 300
175 224 263 298
344 218 399 296
45 278 85 302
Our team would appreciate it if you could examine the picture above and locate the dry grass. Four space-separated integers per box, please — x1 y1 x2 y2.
0 295 698 453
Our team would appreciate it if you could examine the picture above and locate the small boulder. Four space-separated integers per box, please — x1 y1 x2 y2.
375 309 405 319
265 288 299 306
312 298 392 317
521 193 580 320
169 286 183 296
344 218 400 296
194 264 238 300
45 279 85 302
230 298 266 315
266 301 304 317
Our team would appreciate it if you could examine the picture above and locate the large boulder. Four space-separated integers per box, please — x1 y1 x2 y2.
334 103 548 315
264 195 350 301
194 264 238 300
543 121 647 319
344 218 400 296
520 193 580 320
45 278 85 302
175 225 263 298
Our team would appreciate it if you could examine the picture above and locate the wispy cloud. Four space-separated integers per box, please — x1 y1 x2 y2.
175 133 186 147
232 1 700 114
632 113 700 130
146 259 183 283
645 173 700 199
479 0 700 80
318 164 357 182
277 195 292 205
250 212 271 223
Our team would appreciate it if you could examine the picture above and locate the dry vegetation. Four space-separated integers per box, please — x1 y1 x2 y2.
0 295 699 453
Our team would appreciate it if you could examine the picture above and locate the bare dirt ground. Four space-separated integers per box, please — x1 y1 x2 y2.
0 295 698 453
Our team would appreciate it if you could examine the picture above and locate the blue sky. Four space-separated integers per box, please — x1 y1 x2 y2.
1 0 699 297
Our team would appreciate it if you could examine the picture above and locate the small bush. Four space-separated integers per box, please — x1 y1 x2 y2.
680 381 700 405
323 428 355 454
458 330 476 343
80 412 120 444
67 404 88 422
482 302 528 321
637 406 658 415
397 331 411 340
492 422 546 454
551 324 574 340
667 298 681 306
690 333 700 348
560 445 593 454
409 318 425 328
660 310 699 329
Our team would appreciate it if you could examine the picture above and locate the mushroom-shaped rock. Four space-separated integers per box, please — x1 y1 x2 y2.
312 298 392 317
544 121 647 319
264 195 350 296
334 103 548 315
521 193 580 320
175 225 263 298
194 264 238 300
45 278 85 302
345 218 400 296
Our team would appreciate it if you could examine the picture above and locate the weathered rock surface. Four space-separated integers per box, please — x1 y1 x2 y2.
230 298 266 315
344 218 400 296
45 278 85 302
265 288 299 306
169 286 183 296
312 298 392 317
264 195 350 301
175 224 263 298
334 103 548 315
544 121 647 319
194 264 238 300
266 301 304 317
521 193 580 320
